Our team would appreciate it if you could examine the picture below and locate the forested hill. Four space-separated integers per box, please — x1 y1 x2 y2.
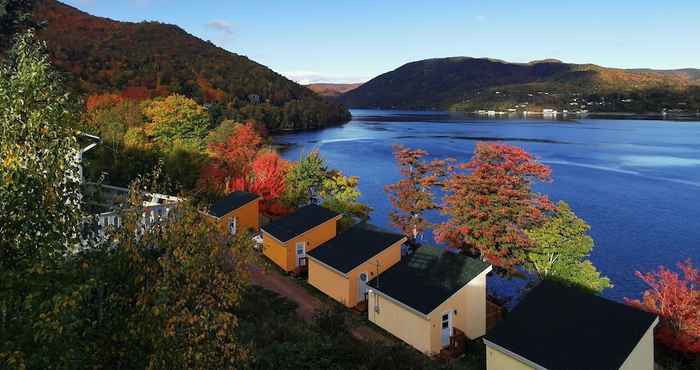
32 0 351 131
306 83 363 97
339 57 700 113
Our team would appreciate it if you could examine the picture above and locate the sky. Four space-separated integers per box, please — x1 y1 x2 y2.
66 0 700 84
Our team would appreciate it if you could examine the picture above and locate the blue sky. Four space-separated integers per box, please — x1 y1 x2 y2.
66 0 700 84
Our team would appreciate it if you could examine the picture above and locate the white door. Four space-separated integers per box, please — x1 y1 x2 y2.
441 311 452 347
295 242 306 267
229 218 237 235
358 272 369 302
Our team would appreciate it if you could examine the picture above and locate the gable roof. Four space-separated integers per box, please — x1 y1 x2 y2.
307 224 406 275
484 281 658 370
261 204 340 243
367 246 490 315
207 191 259 218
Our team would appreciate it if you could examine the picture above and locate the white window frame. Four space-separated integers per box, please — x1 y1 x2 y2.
295 242 306 266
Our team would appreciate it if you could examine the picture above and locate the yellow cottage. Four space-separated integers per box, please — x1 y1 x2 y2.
306 224 407 308
367 246 492 355
261 204 341 272
202 191 261 236
483 281 659 370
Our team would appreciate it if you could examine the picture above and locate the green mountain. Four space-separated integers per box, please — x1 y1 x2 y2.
339 57 700 113
32 0 350 131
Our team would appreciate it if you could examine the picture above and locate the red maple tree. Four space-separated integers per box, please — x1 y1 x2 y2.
248 151 290 216
385 145 450 242
120 86 151 101
435 142 554 272
626 259 700 354
198 124 289 215
200 123 263 192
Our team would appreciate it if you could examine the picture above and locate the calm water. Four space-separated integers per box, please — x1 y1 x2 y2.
276 109 700 302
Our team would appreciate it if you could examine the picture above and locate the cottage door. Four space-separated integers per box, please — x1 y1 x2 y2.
229 218 237 235
358 272 369 302
295 242 306 267
441 312 452 347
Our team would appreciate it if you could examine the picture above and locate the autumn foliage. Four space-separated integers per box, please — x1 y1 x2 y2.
34 0 351 131
385 145 449 242
435 142 554 271
85 93 123 112
199 123 289 215
626 260 700 354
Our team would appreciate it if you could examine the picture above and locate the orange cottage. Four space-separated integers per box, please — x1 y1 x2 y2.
306 225 407 308
261 204 341 272
202 191 261 236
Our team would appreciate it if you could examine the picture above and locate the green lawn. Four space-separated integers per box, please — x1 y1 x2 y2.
234 287 486 370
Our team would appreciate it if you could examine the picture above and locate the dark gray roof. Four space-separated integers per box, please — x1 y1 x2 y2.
307 225 405 274
262 204 339 243
207 192 259 218
485 281 658 370
368 246 490 315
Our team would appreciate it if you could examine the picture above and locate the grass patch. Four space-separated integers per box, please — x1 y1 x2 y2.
234 287 485 370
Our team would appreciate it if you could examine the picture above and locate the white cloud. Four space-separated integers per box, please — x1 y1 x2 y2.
205 20 234 35
283 71 369 85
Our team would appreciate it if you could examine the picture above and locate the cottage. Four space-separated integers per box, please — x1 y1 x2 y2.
483 281 659 370
306 225 407 308
202 191 261 236
261 204 341 272
367 246 492 355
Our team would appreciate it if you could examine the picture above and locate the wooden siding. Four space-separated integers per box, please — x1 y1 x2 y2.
620 320 657 370
368 268 490 355
485 346 536 370
262 217 338 272
308 260 350 305
368 290 433 353
308 237 405 308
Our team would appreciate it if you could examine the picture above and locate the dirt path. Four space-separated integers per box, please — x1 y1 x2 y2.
249 264 393 344
249 265 323 321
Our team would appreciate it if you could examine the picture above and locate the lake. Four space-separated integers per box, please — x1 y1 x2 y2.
275 109 700 303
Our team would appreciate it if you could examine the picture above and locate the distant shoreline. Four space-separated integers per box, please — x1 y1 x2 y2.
347 108 700 122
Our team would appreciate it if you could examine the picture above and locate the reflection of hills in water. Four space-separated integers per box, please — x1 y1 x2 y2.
393 135 569 144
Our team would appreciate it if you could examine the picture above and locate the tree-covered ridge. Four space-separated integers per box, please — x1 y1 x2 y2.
339 57 700 113
32 0 350 131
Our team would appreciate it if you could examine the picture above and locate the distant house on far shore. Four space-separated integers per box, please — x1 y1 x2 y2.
202 191 261 236
483 281 658 370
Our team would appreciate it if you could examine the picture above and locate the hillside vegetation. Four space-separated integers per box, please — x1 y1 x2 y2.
339 57 700 113
32 0 350 131
306 83 362 97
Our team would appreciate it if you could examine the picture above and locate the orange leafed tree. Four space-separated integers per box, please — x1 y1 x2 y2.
625 259 700 354
85 93 123 112
385 145 450 242
199 124 289 215
435 142 554 272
